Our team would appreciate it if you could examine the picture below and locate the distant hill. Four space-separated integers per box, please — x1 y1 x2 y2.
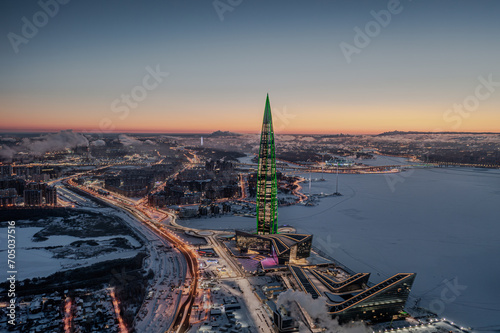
377 130 500 136
208 130 242 137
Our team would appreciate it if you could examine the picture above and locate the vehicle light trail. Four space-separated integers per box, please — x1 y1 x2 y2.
63 297 73 333
110 288 128 333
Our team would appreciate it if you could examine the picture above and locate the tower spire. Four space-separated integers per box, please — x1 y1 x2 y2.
263 93 272 124
256 94 278 235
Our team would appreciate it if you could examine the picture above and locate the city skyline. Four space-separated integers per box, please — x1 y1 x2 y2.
1 1 500 134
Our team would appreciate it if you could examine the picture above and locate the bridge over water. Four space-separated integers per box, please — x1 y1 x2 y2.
234 161 498 174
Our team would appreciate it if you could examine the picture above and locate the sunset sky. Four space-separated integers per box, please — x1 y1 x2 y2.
1 0 499 134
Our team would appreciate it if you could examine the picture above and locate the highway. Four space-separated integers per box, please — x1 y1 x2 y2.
167 228 198 333
65 179 199 333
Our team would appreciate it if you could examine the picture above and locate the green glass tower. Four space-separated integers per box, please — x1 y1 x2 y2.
256 94 278 235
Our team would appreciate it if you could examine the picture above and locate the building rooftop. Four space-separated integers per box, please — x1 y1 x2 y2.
236 230 312 256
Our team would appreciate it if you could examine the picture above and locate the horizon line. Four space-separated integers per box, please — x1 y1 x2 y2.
1 128 500 136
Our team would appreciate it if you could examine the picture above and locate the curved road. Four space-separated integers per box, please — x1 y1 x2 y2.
66 179 198 333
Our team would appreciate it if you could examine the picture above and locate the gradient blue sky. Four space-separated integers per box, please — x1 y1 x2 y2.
1 0 499 134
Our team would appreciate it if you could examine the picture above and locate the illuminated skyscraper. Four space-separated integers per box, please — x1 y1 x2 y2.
256 94 278 234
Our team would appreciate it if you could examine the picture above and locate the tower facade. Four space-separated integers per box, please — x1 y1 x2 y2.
256 94 278 234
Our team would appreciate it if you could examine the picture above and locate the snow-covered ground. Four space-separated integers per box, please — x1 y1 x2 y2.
0 226 141 280
237 154 257 164
101 206 186 333
179 166 500 330
14 227 141 248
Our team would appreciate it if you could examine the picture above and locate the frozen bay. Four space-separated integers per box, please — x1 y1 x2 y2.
180 164 500 329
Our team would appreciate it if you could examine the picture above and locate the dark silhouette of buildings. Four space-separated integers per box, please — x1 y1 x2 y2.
22 182 57 207
147 161 240 207
0 188 17 207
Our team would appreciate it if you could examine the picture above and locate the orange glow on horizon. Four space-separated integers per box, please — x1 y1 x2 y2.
1 100 499 135
1 125 499 135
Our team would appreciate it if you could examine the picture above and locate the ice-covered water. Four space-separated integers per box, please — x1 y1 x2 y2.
181 161 500 330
